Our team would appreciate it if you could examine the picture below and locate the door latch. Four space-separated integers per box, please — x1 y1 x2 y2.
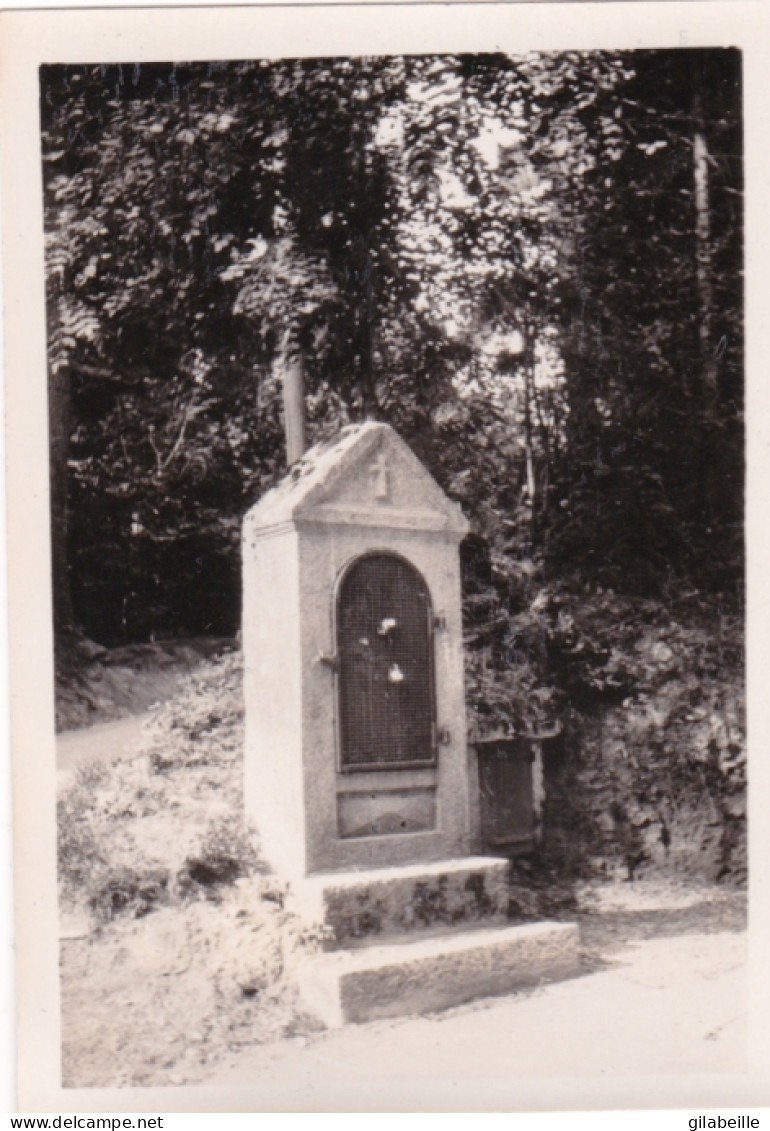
437 727 452 745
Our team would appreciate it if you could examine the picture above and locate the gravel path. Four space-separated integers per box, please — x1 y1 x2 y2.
56 713 150 790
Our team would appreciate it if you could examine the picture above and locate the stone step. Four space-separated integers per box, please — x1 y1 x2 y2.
296 919 580 1028
289 856 512 949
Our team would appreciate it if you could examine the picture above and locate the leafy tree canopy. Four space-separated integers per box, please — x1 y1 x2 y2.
41 50 743 645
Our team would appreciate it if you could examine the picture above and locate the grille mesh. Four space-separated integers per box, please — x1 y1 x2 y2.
337 554 436 770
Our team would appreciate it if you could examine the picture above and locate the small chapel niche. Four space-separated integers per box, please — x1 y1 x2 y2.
242 421 476 876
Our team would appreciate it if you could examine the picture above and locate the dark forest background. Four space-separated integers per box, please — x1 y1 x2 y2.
42 51 745 879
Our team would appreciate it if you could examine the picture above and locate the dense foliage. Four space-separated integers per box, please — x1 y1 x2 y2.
46 53 745 879
42 50 742 645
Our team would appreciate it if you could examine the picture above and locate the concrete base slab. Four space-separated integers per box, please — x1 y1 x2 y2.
296 919 580 1027
289 856 511 948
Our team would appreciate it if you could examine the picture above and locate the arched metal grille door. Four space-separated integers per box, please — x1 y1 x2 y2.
337 554 436 771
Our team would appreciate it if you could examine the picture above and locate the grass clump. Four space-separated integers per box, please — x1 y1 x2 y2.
141 651 243 773
89 865 170 921
177 814 265 899
58 763 110 895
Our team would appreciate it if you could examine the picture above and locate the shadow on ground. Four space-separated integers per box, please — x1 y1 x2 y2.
577 888 746 970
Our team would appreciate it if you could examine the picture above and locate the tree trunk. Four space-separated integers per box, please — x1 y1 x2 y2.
690 81 724 545
47 269 76 639
276 340 306 465
692 94 718 399
523 352 537 547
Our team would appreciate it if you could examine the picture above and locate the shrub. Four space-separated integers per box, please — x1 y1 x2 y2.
462 568 745 884
177 815 265 900
89 865 169 921
140 651 244 772
57 653 263 922
58 773 109 895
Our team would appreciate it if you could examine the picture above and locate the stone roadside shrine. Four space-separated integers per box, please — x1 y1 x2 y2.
242 421 578 1027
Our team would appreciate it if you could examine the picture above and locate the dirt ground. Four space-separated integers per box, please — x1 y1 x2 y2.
57 709 748 1094
59 878 323 1089
201 913 747 1098
59 847 746 1089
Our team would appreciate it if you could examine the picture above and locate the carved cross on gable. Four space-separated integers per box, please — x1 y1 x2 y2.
369 451 391 502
